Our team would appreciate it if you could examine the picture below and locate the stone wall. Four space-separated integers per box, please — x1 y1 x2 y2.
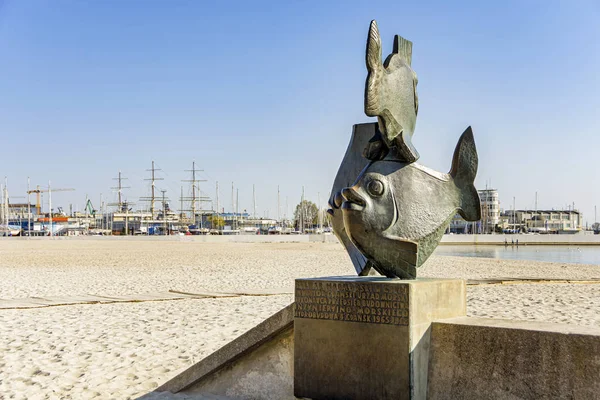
428 317 600 399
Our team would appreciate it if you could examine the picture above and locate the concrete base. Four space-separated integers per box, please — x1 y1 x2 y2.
293 276 466 400
183 327 294 399
428 317 600 400
145 305 295 400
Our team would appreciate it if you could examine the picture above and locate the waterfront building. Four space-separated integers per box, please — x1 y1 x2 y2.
500 209 583 234
215 212 293 234
2 203 35 220
111 209 181 235
449 189 499 234
479 189 500 232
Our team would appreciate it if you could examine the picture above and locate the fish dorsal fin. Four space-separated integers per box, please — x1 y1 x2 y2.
393 35 412 66
449 126 481 221
450 126 477 181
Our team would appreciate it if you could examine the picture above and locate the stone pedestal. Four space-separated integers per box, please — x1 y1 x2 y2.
293 276 466 400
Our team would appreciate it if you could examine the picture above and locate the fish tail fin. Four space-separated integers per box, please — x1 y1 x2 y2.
449 126 481 221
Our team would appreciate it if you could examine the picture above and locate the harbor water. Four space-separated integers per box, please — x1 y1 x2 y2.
434 245 600 266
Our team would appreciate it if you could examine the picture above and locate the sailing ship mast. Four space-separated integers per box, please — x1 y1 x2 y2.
140 161 163 219
2 177 8 227
181 161 207 225
135 161 162 233
27 177 31 236
253 184 256 220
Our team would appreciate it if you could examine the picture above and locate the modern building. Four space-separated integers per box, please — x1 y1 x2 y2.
449 189 499 234
110 209 182 235
478 189 500 233
2 203 35 220
500 209 583 234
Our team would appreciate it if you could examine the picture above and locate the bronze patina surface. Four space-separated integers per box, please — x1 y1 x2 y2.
328 21 481 279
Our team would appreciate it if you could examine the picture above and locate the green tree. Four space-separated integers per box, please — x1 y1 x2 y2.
208 215 225 229
294 200 319 229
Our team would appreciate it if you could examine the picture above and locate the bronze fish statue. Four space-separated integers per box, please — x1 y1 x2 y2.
339 127 481 279
328 20 481 279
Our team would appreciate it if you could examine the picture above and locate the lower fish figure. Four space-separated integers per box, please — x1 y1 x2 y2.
340 127 481 279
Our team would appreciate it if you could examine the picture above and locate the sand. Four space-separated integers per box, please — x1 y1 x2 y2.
0 238 599 399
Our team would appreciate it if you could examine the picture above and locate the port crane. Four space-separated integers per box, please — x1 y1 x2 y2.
85 197 97 217
27 185 75 215
26 182 75 237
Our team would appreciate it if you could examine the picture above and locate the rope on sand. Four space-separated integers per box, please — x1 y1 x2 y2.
467 278 600 286
0 289 293 310
2 280 598 309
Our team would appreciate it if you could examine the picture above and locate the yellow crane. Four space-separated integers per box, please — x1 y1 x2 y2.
27 185 75 216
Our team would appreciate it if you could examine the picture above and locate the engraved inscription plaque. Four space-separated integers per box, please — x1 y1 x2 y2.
295 279 409 326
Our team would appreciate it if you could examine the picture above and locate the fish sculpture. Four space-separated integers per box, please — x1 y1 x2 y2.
340 127 480 279
328 20 481 279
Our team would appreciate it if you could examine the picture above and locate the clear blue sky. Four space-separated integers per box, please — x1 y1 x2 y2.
1 1 599 223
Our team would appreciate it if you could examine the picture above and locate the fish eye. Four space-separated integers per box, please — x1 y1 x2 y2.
367 179 384 197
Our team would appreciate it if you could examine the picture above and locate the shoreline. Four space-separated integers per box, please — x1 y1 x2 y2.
440 233 600 246
3 233 600 246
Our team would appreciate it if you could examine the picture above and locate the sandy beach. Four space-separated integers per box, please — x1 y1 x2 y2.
0 238 599 399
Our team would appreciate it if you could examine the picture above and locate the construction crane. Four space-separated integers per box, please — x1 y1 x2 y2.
85 198 97 217
27 185 75 215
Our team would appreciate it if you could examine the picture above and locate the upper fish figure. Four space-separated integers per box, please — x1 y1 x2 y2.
340 127 481 279
364 20 420 163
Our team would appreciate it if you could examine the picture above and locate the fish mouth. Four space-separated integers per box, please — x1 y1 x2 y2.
341 187 366 211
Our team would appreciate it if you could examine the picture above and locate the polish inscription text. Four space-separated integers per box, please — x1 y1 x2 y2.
295 280 409 326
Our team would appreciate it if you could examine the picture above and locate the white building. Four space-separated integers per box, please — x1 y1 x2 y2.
479 189 499 233
500 209 583 234
449 189 499 234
